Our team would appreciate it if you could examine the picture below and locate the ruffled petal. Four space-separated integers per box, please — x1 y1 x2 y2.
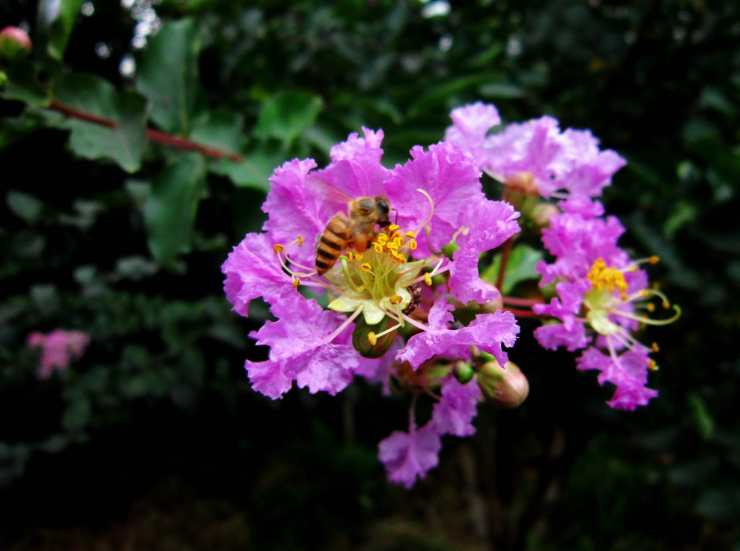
378 423 442 488
431 376 481 437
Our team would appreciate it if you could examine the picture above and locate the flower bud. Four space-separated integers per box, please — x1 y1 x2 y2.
504 172 540 216
0 27 32 62
453 361 475 384
477 359 529 409
530 203 560 229
352 316 397 359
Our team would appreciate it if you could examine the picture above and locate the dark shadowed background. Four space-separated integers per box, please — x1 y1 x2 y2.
1 1 739 549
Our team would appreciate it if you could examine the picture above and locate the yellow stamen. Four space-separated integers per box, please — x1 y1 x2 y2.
389 295 402 305
424 273 432 286
649 255 659 264
297 235 304 247
361 263 372 271
388 224 399 232
377 234 388 245
346 251 354 261
405 231 417 238
355 253 363 261
409 240 418 251
651 342 660 352
368 332 377 346
588 258 628 299
273 244 284 254
373 243 383 254
648 360 659 371
647 303 656 313
292 277 300 289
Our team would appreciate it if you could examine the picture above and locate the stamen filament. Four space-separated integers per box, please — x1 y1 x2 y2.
612 305 681 326
323 305 364 345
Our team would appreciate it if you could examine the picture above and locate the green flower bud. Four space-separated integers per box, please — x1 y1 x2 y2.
352 316 397 359
453 361 475 384
477 359 529 410
0 27 32 62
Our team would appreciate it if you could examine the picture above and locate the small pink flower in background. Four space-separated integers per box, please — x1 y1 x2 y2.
27 329 90 378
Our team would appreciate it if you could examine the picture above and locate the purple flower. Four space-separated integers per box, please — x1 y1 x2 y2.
224 128 522 486
533 209 679 409
27 329 90 379
445 102 625 201
378 422 442 488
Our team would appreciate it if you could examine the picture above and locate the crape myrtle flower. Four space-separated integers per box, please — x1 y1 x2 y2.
27 329 90 379
444 102 626 203
532 210 680 410
222 128 521 486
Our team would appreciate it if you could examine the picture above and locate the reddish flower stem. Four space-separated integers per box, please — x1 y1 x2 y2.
502 307 542 319
501 296 543 307
495 237 513 291
48 100 243 162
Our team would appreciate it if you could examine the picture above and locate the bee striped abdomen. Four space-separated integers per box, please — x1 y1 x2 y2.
316 213 351 274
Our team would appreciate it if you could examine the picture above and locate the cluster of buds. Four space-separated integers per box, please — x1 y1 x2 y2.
223 103 678 487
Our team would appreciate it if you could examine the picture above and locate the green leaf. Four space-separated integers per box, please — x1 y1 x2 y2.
190 109 244 152
254 92 323 146
55 73 149 172
143 155 207 266
62 395 92 431
210 141 284 191
0 61 49 107
37 0 84 61
6 190 43 223
481 244 543 295
687 393 715 441
137 19 201 135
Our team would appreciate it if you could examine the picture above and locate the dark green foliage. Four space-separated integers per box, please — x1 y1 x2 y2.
1 0 740 550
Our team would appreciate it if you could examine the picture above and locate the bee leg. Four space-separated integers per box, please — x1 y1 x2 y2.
352 234 369 253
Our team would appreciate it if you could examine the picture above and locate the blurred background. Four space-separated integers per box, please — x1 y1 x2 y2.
1 0 739 549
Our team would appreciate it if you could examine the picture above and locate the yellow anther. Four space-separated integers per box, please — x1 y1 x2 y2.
377 234 389 245
346 251 354 261
588 258 628 299
388 224 399 231
297 235 304 246
273 244 284 254
649 255 660 264
647 303 656 313
368 332 377 346
355 253 363 261
409 240 418 251
424 273 432 286
651 342 660 352
361 263 372 271
386 240 399 251
373 243 383 253
389 295 403 305
392 252 406 264
405 231 417 238
648 360 659 371
292 278 301 289
662 301 670 309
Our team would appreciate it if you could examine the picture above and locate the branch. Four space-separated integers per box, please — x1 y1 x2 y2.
48 100 243 162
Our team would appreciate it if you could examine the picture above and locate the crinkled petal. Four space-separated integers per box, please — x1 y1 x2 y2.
445 102 501 166
330 127 385 162
246 298 356 399
222 232 300 316
431 376 481 437
378 423 442 488
261 158 325 266
397 305 519 369
385 142 484 256
533 322 588 352
577 346 657 410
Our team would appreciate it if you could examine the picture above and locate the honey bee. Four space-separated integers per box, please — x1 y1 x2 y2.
315 195 391 275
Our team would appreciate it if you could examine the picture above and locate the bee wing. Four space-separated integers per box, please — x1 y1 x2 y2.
308 178 356 213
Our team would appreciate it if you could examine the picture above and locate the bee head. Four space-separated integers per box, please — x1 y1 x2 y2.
375 196 390 220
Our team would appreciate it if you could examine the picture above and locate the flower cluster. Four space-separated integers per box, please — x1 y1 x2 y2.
223 129 521 486
224 104 678 487
27 329 90 379
446 101 679 411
